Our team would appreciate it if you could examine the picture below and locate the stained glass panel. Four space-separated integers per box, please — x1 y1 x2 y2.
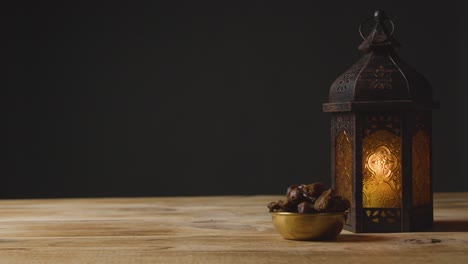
362 129 401 208
335 131 352 203
412 129 431 207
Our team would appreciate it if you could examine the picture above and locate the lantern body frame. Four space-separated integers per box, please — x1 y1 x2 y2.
328 110 433 232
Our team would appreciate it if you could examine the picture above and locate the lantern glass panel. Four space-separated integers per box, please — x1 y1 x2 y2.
335 131 352 203
412 129 431 207
362 129 402 208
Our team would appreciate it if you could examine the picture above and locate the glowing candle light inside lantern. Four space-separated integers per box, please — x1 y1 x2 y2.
362 130 401 208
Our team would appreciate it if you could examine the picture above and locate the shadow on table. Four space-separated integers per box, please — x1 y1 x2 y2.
337 234 391 242
432 220 468 232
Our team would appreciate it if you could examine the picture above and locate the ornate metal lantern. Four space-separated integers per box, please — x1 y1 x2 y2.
323 11 437 232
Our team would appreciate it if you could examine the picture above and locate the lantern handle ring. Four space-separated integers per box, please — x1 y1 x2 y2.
359 10 395 44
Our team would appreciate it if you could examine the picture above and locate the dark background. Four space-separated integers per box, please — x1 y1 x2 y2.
3 1 467 198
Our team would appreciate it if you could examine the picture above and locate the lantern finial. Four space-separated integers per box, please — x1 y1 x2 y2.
358 10 398 52
374 10 386 20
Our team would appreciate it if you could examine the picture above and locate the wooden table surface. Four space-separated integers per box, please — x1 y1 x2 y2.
0 193 467 263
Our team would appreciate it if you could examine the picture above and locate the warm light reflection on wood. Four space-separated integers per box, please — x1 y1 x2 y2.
362 130 401 208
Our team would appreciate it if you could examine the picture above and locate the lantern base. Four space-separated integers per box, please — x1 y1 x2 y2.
344 206 433 233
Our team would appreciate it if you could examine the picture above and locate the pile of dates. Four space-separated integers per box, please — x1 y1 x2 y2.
267 182 350 213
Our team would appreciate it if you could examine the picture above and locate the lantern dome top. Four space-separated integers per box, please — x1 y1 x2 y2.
323 11 437 112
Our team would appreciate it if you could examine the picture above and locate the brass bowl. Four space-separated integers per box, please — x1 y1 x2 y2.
270 211 347 241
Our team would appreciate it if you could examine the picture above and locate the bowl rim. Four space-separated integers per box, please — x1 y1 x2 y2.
270 211 348 216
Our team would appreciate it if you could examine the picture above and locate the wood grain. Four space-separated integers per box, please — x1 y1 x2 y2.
0 193 467 263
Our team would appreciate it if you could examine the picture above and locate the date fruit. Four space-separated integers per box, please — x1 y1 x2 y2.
268 182 350 214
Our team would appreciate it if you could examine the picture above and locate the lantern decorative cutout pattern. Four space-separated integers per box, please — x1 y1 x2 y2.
323 11 437 232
